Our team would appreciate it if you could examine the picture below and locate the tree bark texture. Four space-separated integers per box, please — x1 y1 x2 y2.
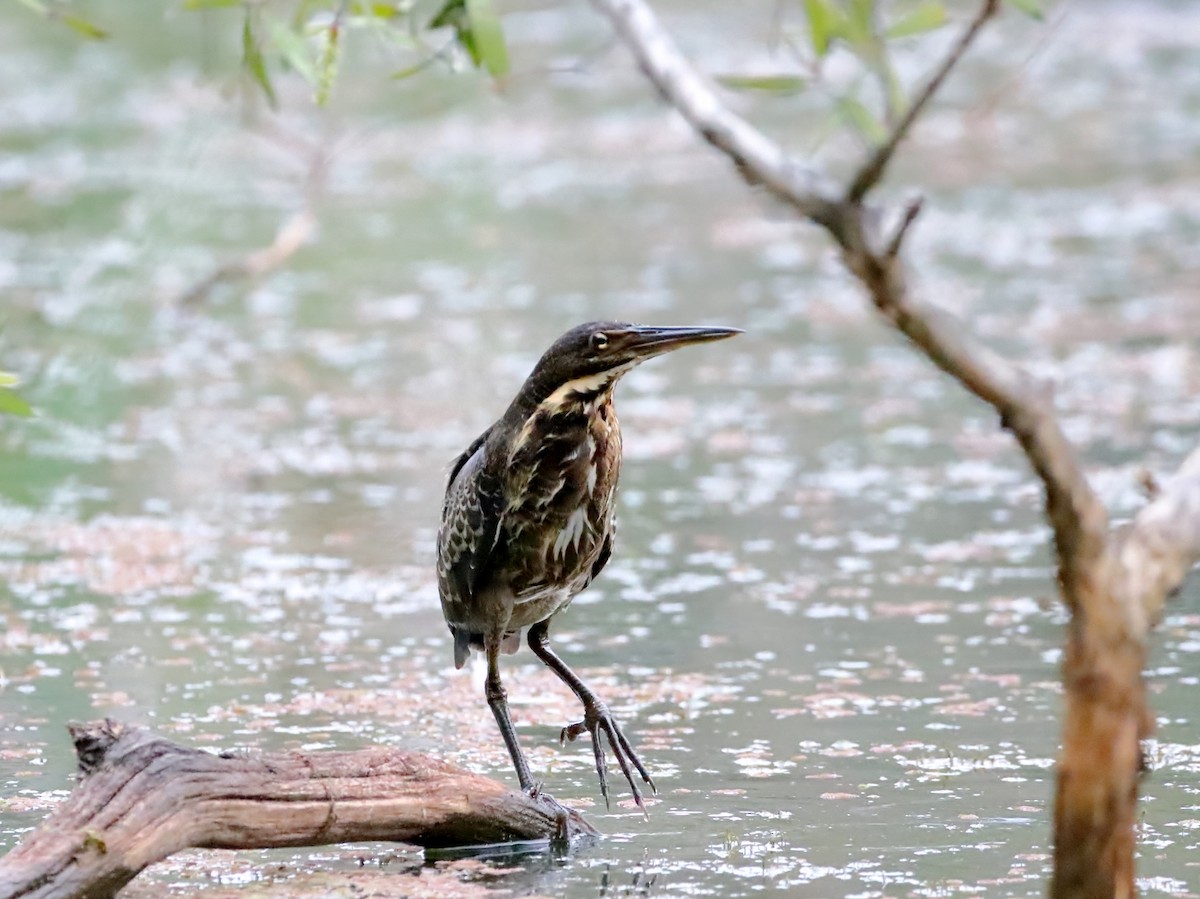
0 720 595 899
1053 601 1147 898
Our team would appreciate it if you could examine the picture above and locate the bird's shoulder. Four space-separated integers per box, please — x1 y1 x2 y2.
445 425 493 495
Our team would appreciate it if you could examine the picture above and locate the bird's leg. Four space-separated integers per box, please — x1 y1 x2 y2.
485 636 577 838
527 620 656 810
484 635 535 793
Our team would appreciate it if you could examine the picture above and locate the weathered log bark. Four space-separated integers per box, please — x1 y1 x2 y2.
0 719 596 899
583 1 1200 895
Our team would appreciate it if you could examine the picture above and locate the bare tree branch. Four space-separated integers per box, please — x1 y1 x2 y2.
836 242 1110 609
847 0 1001 203
585 0 1110 607
884 196 924 258
1115 447 1200 631
179 207 317 307
584 0 843 227
178 127 329 307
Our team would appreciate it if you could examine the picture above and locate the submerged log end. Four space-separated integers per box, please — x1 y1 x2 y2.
68 719 129 776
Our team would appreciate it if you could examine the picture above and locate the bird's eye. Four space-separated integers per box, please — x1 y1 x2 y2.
591 332 609 351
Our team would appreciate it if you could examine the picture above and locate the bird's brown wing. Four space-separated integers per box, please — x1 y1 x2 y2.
586 524 613 587
447 426 489 488
438 427 505 605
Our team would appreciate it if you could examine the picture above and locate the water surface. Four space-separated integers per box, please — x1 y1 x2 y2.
1 2 1199 896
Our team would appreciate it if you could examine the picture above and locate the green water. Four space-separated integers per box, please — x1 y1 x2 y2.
1 2 1199 896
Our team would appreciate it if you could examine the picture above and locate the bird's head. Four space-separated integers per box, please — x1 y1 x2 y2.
515 320 742 415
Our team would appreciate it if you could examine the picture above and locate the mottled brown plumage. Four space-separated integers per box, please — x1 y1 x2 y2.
436 321 740 808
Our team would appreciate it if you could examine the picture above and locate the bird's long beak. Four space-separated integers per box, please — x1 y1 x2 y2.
621 325 742 360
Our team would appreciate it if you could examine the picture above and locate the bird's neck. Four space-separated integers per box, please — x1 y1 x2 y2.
506 365 630 426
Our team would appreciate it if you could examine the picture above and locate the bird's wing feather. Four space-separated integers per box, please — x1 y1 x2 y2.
439 427 505 602
587 522 614 587
447 426 491 491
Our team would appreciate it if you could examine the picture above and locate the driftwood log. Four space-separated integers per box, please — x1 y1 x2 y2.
0 719 595 899
583 0 1200 896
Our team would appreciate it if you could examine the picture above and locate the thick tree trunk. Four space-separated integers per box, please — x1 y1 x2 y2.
0 720 595 899
1052 596 1148 899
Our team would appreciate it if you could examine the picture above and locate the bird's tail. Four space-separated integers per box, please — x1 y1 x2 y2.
452 627 472 669
450 626 522 669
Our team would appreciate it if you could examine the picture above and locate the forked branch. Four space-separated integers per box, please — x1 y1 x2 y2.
848 0 1000 202
585 0 843 226
1115 447 1200 631
585 0 1109 604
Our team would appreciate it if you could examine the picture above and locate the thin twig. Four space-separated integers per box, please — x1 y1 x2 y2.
178 132 329 307
847 0 1000 203
885 195 924 258
179 207 317 307
1137 468 1161 500
973 0 1074 121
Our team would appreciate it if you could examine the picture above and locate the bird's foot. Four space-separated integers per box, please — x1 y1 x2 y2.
560 698 656 813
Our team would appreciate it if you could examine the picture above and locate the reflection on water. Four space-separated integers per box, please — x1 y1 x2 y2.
2 2 1199 896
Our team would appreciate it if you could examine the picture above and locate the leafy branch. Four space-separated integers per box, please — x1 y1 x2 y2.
12 0 107 39
184 0 512 108
717 0 1043 146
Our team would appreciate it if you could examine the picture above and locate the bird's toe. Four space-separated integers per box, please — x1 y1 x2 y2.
558 700 654 809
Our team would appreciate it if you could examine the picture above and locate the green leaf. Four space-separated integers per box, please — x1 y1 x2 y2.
267 18 317 85
183 0 243 8
465 0 509 78
428 1 480 66
349 1 401 16
242 10 278 108
0 371 19 388
60 11 107 38
14 0 107 39
843 0 877 44
716 74 807 95
391 57 437 79
836 95 887 144
802 0 841 58
315 21 341 105
1006 0 1044 19
290 0 324 29
886 1 946 38
429 0 465 30
0 389 32 418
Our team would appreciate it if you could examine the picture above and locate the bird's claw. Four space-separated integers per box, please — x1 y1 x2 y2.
560 720 588 744
559 698 656 812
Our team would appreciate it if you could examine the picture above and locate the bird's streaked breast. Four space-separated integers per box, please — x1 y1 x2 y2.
502 390 621 601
